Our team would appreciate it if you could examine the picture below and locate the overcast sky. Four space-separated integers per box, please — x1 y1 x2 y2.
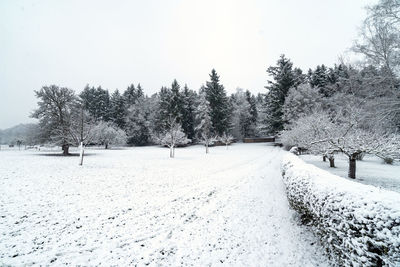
0 0 376 129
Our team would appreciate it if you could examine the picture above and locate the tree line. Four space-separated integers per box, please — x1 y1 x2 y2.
30 69 261 156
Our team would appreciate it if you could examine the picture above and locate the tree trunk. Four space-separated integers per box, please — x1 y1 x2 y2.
170 146 174 158
348 156 356 179
328 156 335 168
323 155 327 162
62 144 69 155
79 142 84 166
206 143 209 154
226 143 228 150
105 143 108 149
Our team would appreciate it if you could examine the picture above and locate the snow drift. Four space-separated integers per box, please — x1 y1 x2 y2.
281 154 400 266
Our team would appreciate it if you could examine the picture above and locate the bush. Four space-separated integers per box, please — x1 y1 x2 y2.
383 157 394 165
281 154 400 266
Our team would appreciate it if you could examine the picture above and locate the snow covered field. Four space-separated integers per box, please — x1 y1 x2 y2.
0 144 329 266
300 153 400 193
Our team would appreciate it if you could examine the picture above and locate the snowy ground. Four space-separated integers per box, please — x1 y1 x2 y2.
300 153 400 193
0 144 329 266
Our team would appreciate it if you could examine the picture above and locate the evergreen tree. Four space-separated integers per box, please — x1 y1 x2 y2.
169 79 183 122
262 55 304 134
181 84 197 141
204 69 230 136
80 85 111 121
109 89 126 129
245 90 258 136
123 83 143 108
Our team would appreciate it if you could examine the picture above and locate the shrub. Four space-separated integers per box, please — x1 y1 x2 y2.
281 154 400 266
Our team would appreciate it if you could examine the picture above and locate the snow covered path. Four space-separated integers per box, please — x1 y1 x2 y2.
0 144 329 266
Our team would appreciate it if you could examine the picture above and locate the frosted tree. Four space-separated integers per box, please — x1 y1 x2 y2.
109 89 126 129
230 88 252 139
195 93 216 154
181 85 197 141
262 55 304 134
92 121 127 149
281 112 337 167
283 84 324 124
219 132 234 149
31 85 77 155
80 85 111 121
70 98 99 142
154 116 190 158
204 69 231 136
125 97 152 146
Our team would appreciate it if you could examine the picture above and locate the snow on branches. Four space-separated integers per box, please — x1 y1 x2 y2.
153 116 190 158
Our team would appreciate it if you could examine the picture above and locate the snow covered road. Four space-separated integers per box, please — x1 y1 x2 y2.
0 144 329 266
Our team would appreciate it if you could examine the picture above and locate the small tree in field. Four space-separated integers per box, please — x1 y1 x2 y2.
155 117 190 158
219 132 234 149
92 121 127 149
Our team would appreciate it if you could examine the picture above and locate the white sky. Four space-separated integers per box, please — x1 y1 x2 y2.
0 0 376 129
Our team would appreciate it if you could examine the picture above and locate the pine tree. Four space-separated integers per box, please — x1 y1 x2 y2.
109 89 126 129
80 85 111 121
181 84 197 141
204 69 230 136
262 55 304 134
245 90 258 137
169 79 183 122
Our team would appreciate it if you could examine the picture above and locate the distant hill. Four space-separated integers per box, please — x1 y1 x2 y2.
0 123 38 145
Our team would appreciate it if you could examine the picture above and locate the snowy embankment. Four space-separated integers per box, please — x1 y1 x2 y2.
0 144 329 266
281 154 400 266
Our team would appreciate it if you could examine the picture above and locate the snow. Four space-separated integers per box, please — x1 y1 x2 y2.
300 153 400 193
0 144 329 266
281 154 400 266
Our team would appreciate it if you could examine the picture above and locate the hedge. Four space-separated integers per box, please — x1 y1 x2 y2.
281 154 400 266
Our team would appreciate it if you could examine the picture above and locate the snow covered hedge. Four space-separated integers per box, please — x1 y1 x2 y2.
281 154 400 266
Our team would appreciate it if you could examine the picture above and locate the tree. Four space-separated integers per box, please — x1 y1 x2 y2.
283 83 324 124
281 112 337 167
80 85 111 121
68 100 96 146
125 97 152 146
123 84 143 108
109 89 126 129
92 121 127 149
204 69 231 136
353 0 400 78
154 117 190 158
219 132 234 149
245 90 258 137
31 85 77 155
195 93 215 154
230 88 252 139
181 85 197 141
262 55 304 134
